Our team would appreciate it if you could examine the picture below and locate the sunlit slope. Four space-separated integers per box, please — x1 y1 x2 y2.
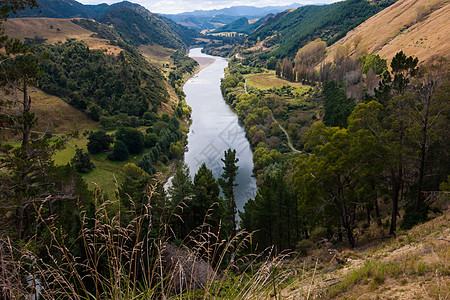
3 18 122 55
326 0 450 63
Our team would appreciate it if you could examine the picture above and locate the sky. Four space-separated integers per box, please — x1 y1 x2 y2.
77 0 339 14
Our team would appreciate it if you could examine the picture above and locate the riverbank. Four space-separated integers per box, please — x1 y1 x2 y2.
192 56 216 72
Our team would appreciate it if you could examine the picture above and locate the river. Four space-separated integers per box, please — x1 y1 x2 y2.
183 48 257 212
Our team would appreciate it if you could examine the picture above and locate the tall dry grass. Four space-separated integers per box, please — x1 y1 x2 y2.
0 180 297 299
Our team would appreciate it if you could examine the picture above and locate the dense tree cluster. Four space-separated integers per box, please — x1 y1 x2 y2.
37 40 167 119
139 116 183 175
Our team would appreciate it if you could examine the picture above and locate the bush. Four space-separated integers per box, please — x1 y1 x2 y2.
138 153 156 175
87 130 113 154
108 140 129 161
296 239 315 256
71 148 95 173
144 133 158 148
400 204 429 230
116 127 144 154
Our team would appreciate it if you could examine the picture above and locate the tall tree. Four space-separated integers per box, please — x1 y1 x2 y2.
219 149 239 237
322 80 355 128
0 39 65 238
241 164 297 252
374 51 418 234
410 64 449 212
275 60 282 78
189 163 224 234
293 121 380 248
168 162 193 238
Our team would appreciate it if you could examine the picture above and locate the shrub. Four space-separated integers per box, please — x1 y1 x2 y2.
87 130 113 154
71 148 95 173
296 239 315 256
116 127 144 154
108 140 129 161
144 133 158 148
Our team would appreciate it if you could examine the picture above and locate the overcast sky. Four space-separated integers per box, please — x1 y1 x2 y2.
77 0 339 14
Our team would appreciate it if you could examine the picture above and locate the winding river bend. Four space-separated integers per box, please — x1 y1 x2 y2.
184 48 257 212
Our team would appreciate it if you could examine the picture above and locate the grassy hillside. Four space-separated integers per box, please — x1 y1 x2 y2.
11 0 202 51
278 209 450 299
3 18 122 55
247 0 393 58
325 0 450 64
1 88 98 136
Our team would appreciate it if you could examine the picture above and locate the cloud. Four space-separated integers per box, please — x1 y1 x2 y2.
77 0 339 14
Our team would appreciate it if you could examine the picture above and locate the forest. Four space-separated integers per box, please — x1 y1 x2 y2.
38 39 167 119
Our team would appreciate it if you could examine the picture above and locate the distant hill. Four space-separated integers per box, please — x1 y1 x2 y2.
167 3 304 18
247 0 395 58
13 0 96 18
212 15 272 35
98 5 200 49
11 0 201 50
324 0 450 64
163 3 304 31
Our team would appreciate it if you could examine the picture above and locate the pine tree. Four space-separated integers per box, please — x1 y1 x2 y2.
190 163 224 234
219 149 239 237
168 162 193 238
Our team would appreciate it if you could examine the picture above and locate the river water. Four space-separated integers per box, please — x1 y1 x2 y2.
183 48 257 212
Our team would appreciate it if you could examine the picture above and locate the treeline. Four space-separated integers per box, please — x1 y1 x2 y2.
138 115 184 175
240 53 449 251
168 50 199 88
38 39 167 120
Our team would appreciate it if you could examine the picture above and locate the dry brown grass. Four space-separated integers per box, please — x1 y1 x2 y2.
278 210 450 299
324 0 450 65
139 44 175 68
4 18 122 55
244 72 306 90
1 88 97 137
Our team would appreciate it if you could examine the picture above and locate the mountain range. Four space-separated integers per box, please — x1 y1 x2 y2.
162 3 306 31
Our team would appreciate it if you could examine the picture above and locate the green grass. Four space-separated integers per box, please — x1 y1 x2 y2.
52 126 178 196
327 260 401 298
244 71 306 90
53 133 145 196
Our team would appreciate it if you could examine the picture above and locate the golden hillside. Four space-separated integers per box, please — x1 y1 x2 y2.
325 0 450 64
4 18 122 55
